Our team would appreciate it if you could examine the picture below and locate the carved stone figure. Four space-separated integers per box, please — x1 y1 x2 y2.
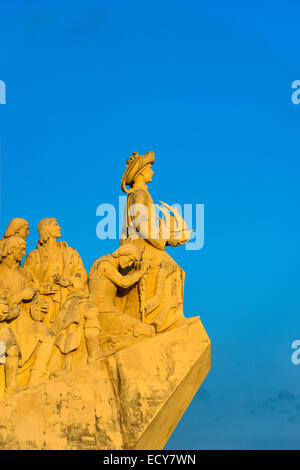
24 218 87 324
50 293 112 373
118 151 190 332
0 218 29 259
0 292 23 395
0 152 211 451
89 244 154 351
1 218 29 242
0 236 55 389
24 218 106 371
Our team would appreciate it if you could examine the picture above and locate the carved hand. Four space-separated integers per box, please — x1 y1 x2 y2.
52 274 72 288
40 284 60 295
167 239 180 247
20 287 38 301
30 298 49 322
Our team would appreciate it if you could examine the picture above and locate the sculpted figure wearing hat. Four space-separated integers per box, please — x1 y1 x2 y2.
120 151 164 250
117 151 190 333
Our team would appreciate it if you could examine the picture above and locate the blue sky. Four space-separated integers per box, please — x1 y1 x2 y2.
1 0 300 449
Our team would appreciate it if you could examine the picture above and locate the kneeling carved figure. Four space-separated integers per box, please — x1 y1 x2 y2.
89 244 154 351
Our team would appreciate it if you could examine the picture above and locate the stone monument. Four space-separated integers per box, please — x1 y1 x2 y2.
0 152 210 450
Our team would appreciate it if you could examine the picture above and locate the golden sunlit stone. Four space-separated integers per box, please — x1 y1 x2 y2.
0 151 210 449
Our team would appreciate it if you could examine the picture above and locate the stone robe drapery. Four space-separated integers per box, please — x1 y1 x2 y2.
0 262 45 366
118 188 185 332
89 254 153 351
24 241 90 370
0 261 54 393
24 241 88 325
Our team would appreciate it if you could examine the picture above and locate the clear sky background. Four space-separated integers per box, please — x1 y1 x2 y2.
1 0 300 449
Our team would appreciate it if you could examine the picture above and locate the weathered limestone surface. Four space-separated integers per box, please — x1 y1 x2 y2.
0 316 210 450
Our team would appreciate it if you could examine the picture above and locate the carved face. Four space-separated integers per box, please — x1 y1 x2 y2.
48 219 61 239
17 224 29 240
141 164 154 183
119 255 136 270
14 243 26 262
